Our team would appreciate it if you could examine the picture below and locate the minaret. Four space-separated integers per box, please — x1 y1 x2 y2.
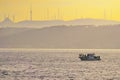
54 13 57 20
13 15 15 22
104 9 106 20
60 8 63 20
30 5 32 21
76 8 78 19
44 9 46 20
57 8 60 20
47 8 49 20
111 9 112 20
54 9 57 20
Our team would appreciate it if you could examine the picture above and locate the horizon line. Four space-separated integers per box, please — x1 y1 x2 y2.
1 17 120 23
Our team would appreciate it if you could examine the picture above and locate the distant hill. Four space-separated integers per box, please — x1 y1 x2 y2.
0 18 120 28
0 25 120 49
67 19 120 26
15 20 65 28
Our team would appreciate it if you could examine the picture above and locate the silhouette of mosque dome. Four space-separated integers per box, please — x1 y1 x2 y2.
0 17 14 27
2 17 13 24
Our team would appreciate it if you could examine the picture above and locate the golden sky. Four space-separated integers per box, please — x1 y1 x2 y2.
0 0 120 22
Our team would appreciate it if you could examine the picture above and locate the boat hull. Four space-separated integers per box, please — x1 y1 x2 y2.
79 54 101 61
80 58 101 61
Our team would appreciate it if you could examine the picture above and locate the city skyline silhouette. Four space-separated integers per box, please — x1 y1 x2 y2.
0 0 119 22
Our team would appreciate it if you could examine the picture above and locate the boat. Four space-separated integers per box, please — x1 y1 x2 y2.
79 53 101 61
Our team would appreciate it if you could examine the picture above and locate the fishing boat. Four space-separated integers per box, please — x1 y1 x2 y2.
79 53 101 61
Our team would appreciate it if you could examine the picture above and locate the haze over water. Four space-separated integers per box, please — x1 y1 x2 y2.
0 0 120 80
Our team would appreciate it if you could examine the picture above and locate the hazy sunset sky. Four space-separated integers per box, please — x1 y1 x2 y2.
0 0 120 22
